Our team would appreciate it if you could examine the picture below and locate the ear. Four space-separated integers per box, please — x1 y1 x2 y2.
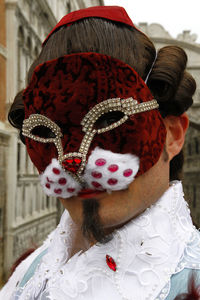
163 113 189 160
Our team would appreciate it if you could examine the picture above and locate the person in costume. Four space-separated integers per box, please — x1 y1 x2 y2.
1 5 200 300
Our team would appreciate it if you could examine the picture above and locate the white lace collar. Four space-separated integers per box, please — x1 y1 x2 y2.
15 181 200 300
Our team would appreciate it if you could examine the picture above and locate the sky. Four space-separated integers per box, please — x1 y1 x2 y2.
104 0 200 43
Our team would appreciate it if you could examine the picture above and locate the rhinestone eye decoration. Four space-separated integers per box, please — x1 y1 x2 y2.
81 97 158 134
22 114 65 166
22 98 159 182
22 114 63 143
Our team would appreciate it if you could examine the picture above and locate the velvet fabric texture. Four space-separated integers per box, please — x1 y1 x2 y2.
23 52 166 178
43 6 135 46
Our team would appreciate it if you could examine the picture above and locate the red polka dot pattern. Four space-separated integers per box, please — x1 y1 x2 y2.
53 168 60 175
84 148 140 192
91 171 102 178
42 150 139 196
54 188 62 194
107 178 118 185
41 159 82 198
58 178 67 185
123 169 133 177
108 164 119 172
92 181 102 188
95 158 107 166
45 183 51 189
47 177 54 183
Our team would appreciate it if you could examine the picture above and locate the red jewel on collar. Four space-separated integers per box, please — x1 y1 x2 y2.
62 157 82 173
106 254 117 272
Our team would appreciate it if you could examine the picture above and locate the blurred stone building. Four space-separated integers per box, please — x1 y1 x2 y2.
0 0 103 284
138 23 200 227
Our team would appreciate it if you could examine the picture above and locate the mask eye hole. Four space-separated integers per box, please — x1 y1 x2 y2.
94 111 125 130
31 126 56 139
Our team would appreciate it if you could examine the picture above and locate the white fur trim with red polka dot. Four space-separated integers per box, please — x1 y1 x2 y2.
40 147 140 198
83 147 139 192
40 158 81 198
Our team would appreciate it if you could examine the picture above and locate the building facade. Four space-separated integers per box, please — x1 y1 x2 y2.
138 23 200 227
0 0 103 283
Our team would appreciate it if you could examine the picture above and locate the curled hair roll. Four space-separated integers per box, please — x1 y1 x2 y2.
8 90 25 144
8 90 24 129
147 46 196 117
147 45 196 179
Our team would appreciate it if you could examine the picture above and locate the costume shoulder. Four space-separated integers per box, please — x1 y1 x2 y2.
164 229 200 299
0 228 55 299
166 268 200 299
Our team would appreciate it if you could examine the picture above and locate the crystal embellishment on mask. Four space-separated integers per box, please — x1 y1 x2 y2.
22 114 63 143
81 97 158 134
78 97 158 176
62 155 82 173
22 97 158 187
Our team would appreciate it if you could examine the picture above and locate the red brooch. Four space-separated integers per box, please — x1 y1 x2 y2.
106 255 117 272
62 157 82 173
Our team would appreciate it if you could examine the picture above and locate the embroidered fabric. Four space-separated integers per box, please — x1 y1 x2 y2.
10 181 200 300
159 228 200 299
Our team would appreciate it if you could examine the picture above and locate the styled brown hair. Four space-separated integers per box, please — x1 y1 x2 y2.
8 17 196 180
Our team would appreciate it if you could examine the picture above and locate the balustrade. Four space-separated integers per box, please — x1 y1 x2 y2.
15 139 57 225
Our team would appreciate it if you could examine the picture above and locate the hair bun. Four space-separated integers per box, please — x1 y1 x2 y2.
147 46 196 116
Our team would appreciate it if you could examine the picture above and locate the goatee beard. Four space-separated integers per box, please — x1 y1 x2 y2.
81 198 112 244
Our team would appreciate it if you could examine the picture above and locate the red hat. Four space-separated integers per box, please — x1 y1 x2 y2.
43 6 136 46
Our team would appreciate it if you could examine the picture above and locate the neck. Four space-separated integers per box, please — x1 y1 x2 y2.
69 228 91 258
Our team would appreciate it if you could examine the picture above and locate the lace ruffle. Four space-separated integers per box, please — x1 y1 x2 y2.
12 182 200 300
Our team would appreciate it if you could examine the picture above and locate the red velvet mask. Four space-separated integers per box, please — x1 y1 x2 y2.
22 53 166 196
